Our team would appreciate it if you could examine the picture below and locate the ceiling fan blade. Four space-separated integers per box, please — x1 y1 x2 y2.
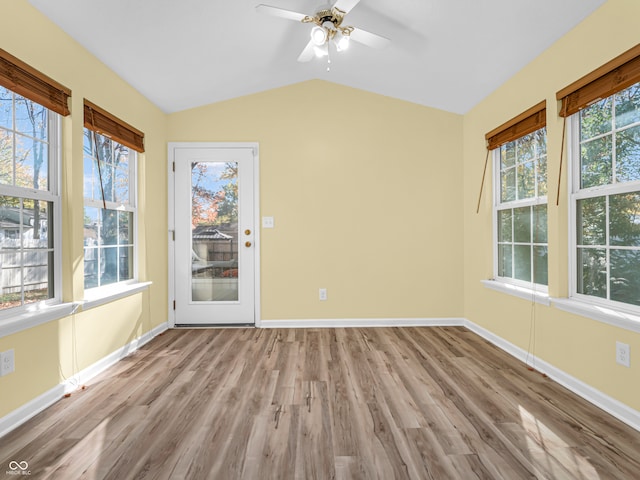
297 40 316 62
255 4 307 22
332 0 361 14
349 27 391 49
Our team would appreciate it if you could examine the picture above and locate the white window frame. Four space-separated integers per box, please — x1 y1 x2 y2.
82 128 138 292
568 102 640 316
0 98 63 320
492 129 549 293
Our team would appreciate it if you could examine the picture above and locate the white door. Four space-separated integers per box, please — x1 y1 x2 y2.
172 144 257 325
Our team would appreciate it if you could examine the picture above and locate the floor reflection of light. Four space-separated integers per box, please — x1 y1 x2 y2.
43 416 107 479
518 405 601 479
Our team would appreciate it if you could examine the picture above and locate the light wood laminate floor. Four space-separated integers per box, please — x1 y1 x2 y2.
1 327 639 479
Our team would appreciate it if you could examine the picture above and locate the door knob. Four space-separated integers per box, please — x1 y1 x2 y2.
245 229 251 235
245 241 252 247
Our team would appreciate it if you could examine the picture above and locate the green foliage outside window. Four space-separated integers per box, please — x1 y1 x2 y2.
576 82 640 306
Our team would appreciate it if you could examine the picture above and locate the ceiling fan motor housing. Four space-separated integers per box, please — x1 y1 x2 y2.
308 5 346 28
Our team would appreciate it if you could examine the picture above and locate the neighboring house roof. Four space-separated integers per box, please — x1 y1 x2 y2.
192 226 233 241
0 207 34 226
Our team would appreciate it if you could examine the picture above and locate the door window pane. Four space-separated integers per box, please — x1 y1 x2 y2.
191 161 239 302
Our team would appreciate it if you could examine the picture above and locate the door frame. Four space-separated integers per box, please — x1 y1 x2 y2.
167 142 261 328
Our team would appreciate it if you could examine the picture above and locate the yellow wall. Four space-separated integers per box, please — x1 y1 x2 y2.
2 0 640 426
463 0 640 411
0 1 168 417
168 81 464 320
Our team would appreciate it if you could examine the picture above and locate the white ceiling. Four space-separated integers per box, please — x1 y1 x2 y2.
28 0 606 114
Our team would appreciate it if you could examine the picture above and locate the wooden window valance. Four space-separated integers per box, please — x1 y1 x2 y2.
557 43 640 117
0 48 71 116
485 101 546 151
84 99 145 153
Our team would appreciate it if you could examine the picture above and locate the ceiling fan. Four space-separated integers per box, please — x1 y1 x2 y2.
256 0 390 62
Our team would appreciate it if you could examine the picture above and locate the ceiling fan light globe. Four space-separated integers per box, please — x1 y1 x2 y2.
336 34 350 52
310 26 328 46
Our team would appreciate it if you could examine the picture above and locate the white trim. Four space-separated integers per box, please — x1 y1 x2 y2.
81 281 152 310
260 318 465 328
481 279 550 306
552 298 640 333
0 321 168 438
167 150 176 328
464 319 640 432
60 321 167 392
253 147 262 328
0 302 77 338
0 383 64 439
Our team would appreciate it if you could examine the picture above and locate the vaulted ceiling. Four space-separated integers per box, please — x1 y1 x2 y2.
28 0 606 114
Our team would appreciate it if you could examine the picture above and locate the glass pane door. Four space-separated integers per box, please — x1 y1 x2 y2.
191 161 239 302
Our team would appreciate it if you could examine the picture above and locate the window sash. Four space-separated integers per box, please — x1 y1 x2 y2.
83 129 136 209
83 129 137 290
0 107 61 314
493 135 548 289
569 113 640 312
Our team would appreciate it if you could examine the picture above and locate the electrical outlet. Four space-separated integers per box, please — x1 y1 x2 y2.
0 349 15 376
616 342 630 368
319 288 327 301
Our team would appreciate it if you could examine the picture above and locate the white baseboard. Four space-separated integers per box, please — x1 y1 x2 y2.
463 319 640 432
0 321 168 438
260 318 465 328
0 384 65 439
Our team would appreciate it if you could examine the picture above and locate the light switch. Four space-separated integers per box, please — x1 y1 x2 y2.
262 216 275 228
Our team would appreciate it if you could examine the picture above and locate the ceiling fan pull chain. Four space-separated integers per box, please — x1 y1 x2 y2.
327 47 331 72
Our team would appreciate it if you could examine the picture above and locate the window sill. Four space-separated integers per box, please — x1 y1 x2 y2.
81 281 152 311
481 279 550 306
552 298 640 334
0 302 78 338
0 283 153 339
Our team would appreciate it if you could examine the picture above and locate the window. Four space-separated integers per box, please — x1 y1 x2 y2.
0 49 69 313
83 100 143 290
0 88 60 311
557 44 640 310
83 129 136 289
488 103 548 288
571 81 640 307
